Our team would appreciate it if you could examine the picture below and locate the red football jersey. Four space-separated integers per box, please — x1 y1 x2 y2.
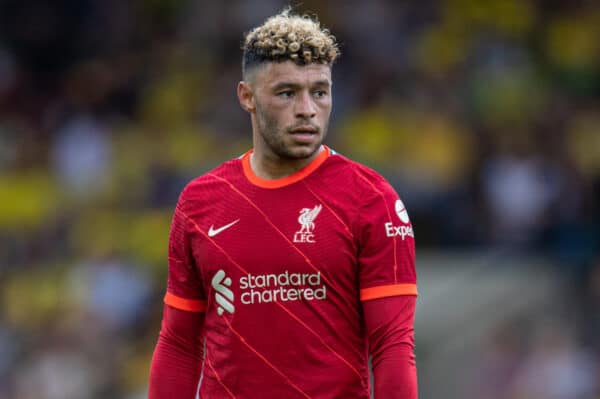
164 146 417 398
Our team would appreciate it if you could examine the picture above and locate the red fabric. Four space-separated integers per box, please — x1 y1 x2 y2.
149 297 418 399
151 147 418 398
364 295 418 399
148 305 205 399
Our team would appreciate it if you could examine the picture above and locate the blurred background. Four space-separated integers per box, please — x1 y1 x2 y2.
0 0 599 398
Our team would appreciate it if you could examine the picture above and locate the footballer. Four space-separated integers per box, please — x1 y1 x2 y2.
149 9 418 398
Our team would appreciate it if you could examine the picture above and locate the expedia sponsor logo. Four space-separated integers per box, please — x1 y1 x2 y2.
385 223 414 239
385 199 414 240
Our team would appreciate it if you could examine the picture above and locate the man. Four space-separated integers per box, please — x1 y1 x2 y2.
149 9 418 398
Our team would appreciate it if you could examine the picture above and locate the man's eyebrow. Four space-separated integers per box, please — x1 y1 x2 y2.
272 82 302 91
271 80 331 91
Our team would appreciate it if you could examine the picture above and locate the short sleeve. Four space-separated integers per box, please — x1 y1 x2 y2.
357 172 417 302
164 189 207 312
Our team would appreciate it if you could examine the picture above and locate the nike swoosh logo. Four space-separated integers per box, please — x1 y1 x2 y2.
208 219 240 237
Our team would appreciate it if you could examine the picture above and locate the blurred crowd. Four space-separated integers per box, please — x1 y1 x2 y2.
0 1 599 398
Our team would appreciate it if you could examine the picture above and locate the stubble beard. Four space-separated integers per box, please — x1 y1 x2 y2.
255 101 327 161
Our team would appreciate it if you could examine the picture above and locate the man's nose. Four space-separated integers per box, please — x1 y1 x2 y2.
294 91 316 119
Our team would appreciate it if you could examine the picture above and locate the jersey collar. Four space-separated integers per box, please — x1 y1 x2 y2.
242 145 331 189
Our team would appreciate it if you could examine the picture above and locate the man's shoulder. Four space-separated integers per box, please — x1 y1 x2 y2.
324 149 393 191
179 156 243 202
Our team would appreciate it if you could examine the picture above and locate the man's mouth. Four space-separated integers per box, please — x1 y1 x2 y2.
290 125 318 134
289 126 319 144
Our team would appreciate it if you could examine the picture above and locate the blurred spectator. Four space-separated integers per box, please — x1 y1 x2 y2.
0 46 17 98
50 115 113 198
481 144 561 245
507 322 598 399
467 324 524 399
14 347 96 399
68 255 152 333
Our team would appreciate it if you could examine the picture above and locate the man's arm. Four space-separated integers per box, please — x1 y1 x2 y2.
363 295 418 399
148 304 205 399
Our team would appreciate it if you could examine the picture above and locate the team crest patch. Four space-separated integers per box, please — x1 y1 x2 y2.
293 204 322 243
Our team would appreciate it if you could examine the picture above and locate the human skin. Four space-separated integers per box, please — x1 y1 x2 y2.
237 61 332 179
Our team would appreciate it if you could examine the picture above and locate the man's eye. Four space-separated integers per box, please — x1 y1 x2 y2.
278 91 294 98
313 90 327 98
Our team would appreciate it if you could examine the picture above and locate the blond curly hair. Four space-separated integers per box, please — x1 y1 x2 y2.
242 9 340 76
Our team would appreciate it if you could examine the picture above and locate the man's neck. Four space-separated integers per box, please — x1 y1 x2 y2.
249 146 324 180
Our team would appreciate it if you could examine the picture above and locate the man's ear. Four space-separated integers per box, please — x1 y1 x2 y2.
237 81 255 113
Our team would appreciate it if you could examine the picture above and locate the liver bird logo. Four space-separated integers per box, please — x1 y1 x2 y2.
294 205 322 243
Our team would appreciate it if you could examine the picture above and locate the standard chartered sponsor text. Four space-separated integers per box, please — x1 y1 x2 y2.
239 270 326 304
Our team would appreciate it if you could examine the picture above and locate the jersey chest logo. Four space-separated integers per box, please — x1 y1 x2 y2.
293 204 322 243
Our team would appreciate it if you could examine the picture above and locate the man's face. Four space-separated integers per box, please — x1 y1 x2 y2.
244 61 332 160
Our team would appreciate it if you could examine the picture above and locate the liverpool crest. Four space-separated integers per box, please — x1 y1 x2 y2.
293 205 322 243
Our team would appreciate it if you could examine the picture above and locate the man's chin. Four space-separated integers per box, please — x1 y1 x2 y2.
283 143 322 160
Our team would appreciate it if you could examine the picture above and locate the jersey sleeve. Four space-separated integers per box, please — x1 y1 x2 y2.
356 171 417 302
149 304 205 399
164 188 207 312
363 296 418 398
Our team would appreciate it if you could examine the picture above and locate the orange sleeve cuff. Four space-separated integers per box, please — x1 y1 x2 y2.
360 283 418 301
164 292 207 312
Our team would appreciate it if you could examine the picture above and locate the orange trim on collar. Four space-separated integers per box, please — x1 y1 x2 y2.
242 146 331 189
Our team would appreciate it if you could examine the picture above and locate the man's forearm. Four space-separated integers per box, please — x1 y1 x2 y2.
148 305 205 399
372 342 417 398
364 296 418 398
